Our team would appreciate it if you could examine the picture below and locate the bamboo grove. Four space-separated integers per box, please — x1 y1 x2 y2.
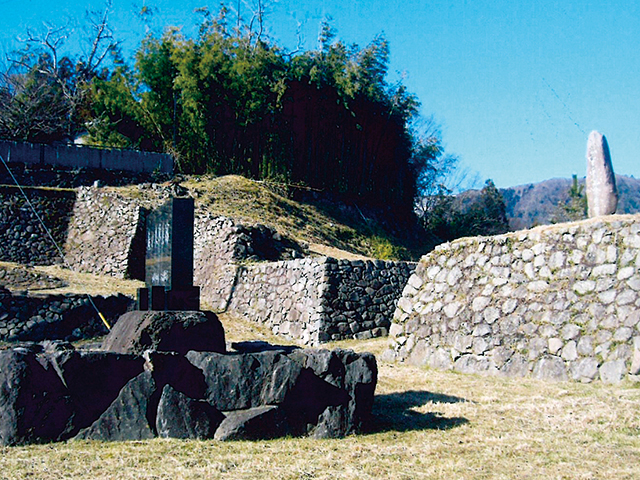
1 5 451 222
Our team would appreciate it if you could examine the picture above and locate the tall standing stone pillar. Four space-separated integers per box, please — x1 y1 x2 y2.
586 131 618 217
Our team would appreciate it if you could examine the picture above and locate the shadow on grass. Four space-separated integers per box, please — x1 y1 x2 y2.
366 390 469 433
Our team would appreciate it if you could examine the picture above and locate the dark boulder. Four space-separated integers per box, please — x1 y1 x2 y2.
155 384 225 440
0 350 75 445
43 350 145 434
101 310 226 355
289 348 378 437
2 338 377 444
214 405 288 441
185 350 304 410
143 351 209 400
76 371 158 441
186 348 376 438
76 351 219 441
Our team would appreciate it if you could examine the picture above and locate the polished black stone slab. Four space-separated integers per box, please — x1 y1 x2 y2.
145 198 194 290
142 197 200 311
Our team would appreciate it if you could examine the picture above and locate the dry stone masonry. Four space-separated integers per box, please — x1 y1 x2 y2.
0 186 75 265
226 257 415 345
64 187 147 280
0 286 133 342
194 213 302 312
386 215 640 384
1 183 414 345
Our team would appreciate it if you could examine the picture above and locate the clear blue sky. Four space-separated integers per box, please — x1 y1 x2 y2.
1 0 639 189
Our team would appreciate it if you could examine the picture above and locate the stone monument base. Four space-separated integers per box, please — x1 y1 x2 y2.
101 310 226 356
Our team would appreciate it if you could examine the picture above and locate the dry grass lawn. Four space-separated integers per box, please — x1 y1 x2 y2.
1 323 639 480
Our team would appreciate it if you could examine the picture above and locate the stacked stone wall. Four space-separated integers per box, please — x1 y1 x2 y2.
64 187 147 279
194 214 260 312
227 258 326 344
323 259 416 341
0 185 413 346
225 257 415 345
194 213 304 311
0 186 75 265
0 287 133 342
387 215 640 383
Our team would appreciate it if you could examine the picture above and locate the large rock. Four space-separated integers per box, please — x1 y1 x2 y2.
214 405 288 441
3 341 377 444
289 348 378 437
185 350 306 410
76 351 218 441
0 349 76 445
187 347 377 438
586 130 618 217
143 351 209 400
76 371 158 441
43 350 145 433
156 384 224 439
101 310 226 355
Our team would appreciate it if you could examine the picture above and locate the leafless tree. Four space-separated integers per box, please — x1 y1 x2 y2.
0 1 120 142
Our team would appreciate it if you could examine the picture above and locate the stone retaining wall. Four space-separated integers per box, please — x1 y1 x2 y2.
194 213 303 311
64 187 148 280
0 185 414 345
0 287 133 342
194 215 242 312
0 186 75 265
386 215 640 383
323 259 416 341
226 257 415 345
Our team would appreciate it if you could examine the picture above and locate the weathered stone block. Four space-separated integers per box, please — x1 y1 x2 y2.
599 359 627 384
0 350 74 446
214 405 287 441
533 356 568 381
571 357 599 383
43 350 145 433
76 371 157 441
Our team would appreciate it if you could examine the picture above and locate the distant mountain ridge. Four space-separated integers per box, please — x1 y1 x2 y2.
500 175 640 230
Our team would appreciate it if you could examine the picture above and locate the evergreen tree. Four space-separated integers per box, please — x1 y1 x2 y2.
551 175 588 223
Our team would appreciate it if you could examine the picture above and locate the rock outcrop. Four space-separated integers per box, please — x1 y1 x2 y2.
100 310 226 355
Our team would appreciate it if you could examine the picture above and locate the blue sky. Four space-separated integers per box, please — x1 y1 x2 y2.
1 0 639 189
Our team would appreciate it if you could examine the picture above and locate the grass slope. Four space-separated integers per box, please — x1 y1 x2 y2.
116 175 419 260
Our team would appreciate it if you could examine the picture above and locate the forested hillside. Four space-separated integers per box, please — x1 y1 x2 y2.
502 174 640 230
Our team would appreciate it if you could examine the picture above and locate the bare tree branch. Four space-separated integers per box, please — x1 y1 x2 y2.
1 1 120 142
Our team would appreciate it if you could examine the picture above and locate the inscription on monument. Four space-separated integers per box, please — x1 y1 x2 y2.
138 197 199 311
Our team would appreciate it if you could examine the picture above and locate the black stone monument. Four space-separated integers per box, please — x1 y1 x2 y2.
137 197 200 311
